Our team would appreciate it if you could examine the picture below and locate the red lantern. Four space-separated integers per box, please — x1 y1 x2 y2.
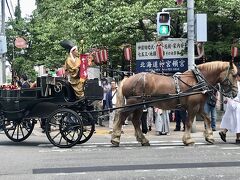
124 47 132 61
176 0 184 5
231 46 238 58
100 49 108 63
94 50 101 65
156 43 164 60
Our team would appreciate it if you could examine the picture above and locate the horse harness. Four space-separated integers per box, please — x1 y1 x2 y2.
127 67 214 110
172 72 183 108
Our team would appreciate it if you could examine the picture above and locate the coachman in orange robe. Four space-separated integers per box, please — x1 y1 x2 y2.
60 40 84 97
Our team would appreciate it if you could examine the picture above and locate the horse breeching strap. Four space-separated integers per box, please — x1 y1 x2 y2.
113 90 209 113
93 89 209 115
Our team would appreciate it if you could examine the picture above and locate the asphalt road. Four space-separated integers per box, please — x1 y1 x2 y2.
0 121 240 180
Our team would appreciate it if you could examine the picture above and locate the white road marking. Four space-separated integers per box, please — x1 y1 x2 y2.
221 147 240 150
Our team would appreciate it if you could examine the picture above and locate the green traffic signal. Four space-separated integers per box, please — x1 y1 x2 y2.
159 25 170 35
157 12 171 37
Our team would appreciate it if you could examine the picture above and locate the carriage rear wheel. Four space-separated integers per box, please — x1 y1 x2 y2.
45 108 83 148
3 119 35 142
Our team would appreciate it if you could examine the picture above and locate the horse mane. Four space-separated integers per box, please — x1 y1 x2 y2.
197 61 229 72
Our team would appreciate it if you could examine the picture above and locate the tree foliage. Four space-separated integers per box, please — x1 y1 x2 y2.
5 0 240 77
5 0 37 80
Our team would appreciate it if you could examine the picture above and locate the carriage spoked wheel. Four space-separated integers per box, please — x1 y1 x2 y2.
61 112 95 144
3 119 35 142
78 112 95 144
45 108 83 148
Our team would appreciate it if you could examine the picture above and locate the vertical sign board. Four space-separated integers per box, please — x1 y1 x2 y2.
195 14 207 42
0 35 7 54
136 38 188 73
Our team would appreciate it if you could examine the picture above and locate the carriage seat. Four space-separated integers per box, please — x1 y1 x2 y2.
84 78 103 100
37 76 77 102
58 79 77 102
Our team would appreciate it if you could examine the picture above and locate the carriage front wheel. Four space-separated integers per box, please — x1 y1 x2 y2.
62 112 95 145
78 112 95 144
3 119 35 142
45 108 83 148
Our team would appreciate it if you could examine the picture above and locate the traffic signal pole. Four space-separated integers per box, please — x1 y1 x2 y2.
187 0 195 70
0 0 6 84
187 0 197 133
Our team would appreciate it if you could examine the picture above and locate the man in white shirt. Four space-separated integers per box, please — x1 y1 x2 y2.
106 80 118 133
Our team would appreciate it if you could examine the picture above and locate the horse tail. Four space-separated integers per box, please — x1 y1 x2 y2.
116 77 128 108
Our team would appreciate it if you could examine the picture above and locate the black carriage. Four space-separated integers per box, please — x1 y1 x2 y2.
0 76 103 148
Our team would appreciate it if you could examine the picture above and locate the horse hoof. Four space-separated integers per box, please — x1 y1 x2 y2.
142 142 150 146
111 140 119 147
205 138 215 144
183 139 195 146
186 142 195 146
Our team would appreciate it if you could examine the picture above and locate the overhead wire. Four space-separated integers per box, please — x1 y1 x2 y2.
5 0 13 19
9 0 15 16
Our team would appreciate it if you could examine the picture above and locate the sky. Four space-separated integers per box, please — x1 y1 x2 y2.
6 0 36 19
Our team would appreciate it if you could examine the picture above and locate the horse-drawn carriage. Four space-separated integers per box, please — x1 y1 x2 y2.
0 76 103 148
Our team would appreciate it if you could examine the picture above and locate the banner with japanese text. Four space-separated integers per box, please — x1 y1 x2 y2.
80 54 89 80
136 38 188 73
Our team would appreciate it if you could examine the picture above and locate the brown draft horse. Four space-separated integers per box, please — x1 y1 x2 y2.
111 61 239 147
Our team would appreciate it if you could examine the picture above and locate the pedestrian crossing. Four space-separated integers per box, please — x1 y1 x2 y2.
37 140 240 153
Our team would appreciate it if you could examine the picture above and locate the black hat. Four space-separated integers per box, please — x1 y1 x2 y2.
21 74 28 81
60 40 76 53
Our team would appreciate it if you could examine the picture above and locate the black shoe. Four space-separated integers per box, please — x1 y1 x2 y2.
174 128 180 131
212 128 216 131
148 126 152 131
236 139 240 144
160 132 167 135
99 124 105 127
219 131 226 142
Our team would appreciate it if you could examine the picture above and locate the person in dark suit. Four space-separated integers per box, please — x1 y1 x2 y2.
20 75 30 88
174 109 187 131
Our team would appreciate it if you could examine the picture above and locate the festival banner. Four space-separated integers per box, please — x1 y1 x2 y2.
80 54 89 80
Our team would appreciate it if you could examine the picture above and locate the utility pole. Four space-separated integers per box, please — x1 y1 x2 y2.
187 0 195 70
187 0 197 132
0 0 6 84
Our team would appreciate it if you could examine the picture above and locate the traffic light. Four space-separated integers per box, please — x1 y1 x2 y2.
157 12 170 37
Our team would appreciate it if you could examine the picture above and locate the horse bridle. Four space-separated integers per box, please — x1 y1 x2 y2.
219 65 238 97
191 65 237 98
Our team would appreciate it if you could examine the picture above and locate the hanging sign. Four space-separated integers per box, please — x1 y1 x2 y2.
79 54 89 80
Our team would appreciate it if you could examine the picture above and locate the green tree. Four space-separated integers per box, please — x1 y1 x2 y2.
6 0 240 75
6 0 37 80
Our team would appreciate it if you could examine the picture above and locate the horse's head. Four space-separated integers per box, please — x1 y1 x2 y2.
219 62 239 98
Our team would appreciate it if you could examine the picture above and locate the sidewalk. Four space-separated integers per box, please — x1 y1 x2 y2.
95 119 218 136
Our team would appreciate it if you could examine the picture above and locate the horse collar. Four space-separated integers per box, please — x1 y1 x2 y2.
192 67 209 91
